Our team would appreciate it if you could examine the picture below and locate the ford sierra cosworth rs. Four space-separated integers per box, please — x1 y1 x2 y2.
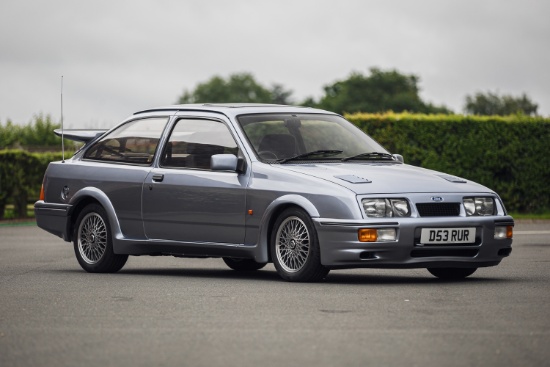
34 104 514 282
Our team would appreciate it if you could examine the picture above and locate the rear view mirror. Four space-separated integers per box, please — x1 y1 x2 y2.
393 154 404 163
211 154 238 171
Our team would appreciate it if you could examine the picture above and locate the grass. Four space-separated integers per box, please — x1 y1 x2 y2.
509 212 550 220
2 204 35 220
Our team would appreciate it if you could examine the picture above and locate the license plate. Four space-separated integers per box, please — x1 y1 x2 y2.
420 227 476 244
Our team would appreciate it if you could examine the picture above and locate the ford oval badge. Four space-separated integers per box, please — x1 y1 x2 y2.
431 196 444 202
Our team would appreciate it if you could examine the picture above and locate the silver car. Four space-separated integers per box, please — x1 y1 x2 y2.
35 104 514 282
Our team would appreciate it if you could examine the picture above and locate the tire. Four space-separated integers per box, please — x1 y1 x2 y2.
427 267 477 280
73 204 128 273
222 257 267 271
270 208 329 282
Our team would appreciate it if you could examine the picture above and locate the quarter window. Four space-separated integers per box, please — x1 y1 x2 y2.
161 119 238 169
84 118 167 164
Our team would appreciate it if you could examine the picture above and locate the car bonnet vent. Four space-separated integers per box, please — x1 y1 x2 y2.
335 175 372 184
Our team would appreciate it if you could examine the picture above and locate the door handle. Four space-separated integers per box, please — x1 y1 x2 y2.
152 174 164 182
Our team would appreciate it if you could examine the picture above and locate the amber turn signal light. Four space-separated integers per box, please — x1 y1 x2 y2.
39 184 45 201
358 228 377 242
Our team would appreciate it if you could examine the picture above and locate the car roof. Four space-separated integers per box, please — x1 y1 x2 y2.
133 103 338 119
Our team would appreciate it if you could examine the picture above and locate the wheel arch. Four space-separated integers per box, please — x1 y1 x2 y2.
67 187 122 245
257 195 319 263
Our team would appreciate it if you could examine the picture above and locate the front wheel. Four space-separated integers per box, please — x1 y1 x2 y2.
223 257 267 271
427 267 477 280
73 204 128 273
270 208 329 282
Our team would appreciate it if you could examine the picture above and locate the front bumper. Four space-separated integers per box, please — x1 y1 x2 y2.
314 216 514 269
34 201 72 241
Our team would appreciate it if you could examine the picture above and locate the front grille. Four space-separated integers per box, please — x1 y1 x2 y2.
416 203 461 217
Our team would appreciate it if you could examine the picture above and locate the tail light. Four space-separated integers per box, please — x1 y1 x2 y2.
39 177 45 201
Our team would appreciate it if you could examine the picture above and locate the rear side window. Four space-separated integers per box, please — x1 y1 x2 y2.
84 118 167 164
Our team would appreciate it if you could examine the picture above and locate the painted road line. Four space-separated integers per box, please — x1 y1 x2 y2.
514 231 550 235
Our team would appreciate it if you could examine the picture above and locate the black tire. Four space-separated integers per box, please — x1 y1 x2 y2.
427 267 477 280
222 257 267 271
73 204 128 273
270 207 329 282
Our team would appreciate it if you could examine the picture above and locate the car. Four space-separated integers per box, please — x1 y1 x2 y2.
34 103 514 282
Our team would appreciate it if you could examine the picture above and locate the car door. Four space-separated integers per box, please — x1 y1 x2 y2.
142 117 248 244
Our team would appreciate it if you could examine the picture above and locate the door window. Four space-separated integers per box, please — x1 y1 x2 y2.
161 119 238 169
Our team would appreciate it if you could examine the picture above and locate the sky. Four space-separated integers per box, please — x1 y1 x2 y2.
1 0 549 128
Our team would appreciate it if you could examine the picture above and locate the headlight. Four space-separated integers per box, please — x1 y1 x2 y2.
463 197 495 216
362 198 410 218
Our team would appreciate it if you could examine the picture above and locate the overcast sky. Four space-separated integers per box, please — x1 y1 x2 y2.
1 0 549 128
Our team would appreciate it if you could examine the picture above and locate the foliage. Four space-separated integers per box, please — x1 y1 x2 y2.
305 68 452 115
346 112 550 213
2 113 550 218
177 73 293 105
0 150 64 218
464 91 538 116
0 114 70 150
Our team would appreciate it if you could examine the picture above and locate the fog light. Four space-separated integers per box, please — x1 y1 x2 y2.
494 226 513 239
358 228 397 242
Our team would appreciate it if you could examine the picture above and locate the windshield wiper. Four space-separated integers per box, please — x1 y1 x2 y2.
341 152 395 162
277 150 343 163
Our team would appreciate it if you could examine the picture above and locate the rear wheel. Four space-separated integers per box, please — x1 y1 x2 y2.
427 267 477 280
270 208 329 282
222 257 267 271
73 204 128 273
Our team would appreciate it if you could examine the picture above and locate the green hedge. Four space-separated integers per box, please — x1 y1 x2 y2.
0 150 63 219
1 113 549 217
346 112 550 213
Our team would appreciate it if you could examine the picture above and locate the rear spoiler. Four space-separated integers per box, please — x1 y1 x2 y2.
54 129 107 142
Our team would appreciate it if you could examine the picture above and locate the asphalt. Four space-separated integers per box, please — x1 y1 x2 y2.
0 221 549 367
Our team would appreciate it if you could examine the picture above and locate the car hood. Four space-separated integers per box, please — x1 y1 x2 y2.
277 163 492 195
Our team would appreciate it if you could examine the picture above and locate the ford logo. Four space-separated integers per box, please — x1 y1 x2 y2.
431 196 444 202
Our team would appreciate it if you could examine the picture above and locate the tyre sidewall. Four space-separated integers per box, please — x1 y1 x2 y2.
428 267 477 280
270 207 328 282
73 204 126 273
223 257 267 271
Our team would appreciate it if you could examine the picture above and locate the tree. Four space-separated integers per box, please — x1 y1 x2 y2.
306 67 451 115
177 73 293 105
464 91 538 116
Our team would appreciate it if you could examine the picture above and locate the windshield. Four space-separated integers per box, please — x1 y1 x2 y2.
237 113 390 162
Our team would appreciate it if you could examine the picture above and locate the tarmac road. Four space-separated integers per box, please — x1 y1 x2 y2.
0 221 549 367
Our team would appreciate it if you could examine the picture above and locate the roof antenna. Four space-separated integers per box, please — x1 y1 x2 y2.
61 76 65 163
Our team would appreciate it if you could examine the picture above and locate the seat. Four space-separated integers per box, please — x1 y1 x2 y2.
258 134 296 160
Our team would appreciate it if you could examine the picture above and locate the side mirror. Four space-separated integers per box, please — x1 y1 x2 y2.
393 154 404 163
211 154 238 171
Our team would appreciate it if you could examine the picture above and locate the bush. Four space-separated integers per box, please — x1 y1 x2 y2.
0 114 77 151
1 113 549 218
0 150 63 219
346 112 550 213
